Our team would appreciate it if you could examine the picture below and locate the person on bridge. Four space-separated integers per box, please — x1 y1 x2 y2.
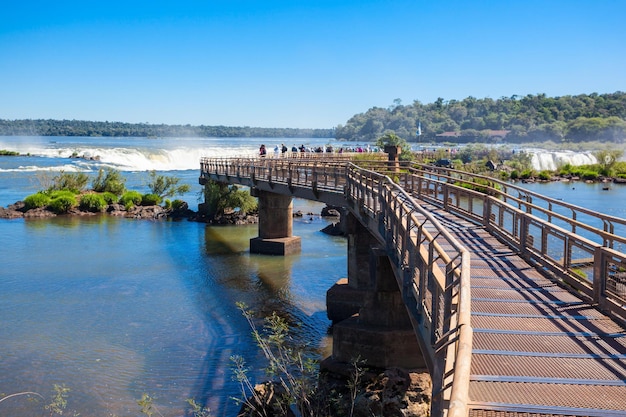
259 144 267 157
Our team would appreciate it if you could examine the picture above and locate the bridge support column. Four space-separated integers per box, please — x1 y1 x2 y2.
328 248 426 370
250 189 301 256
327 213 377 322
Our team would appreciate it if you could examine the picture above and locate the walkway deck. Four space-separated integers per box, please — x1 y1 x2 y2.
199 157 626 417
424 204 626 416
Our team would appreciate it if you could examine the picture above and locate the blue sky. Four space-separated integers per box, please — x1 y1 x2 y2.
1 1 624 128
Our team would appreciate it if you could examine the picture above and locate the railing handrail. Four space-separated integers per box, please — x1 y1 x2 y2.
355 160 626 247
200 156 474 416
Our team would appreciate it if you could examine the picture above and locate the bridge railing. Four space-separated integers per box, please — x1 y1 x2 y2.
356 161 626 322
200 157 474 417
345 164 472 417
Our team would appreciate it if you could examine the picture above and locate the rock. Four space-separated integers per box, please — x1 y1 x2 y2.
321 222 344 236
353 368 431 417
23 207 56 218
321 205 342 217
0 206 24 218
237 381 296 417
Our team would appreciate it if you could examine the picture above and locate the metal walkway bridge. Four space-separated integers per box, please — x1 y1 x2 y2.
200 156 626 417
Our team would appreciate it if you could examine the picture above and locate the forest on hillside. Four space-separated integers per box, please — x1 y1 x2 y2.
2 92 625 143
0 119 334 139
335 92 626 144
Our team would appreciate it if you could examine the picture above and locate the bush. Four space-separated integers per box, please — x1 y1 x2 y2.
79 193 108 212
49 171 89 193
101 192 118 204
141 193 162 206
92 168 126 195
171 199 187 210
580 170 599 181
48 190 77 199
510 170 519 180
48 195 77 214
119 191 143 209
23 192 51 210
538 171 551 181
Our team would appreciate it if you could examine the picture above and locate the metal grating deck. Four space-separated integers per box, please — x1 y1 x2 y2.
424 206 626 417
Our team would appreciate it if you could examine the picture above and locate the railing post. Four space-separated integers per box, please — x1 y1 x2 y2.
593 246 606 308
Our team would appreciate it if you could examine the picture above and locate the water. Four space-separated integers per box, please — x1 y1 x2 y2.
0 136 343 416
1 137 625 416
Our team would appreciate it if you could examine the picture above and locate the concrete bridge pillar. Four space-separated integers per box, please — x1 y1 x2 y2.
328 248 426 370
250 189 301 256
326 213 377 322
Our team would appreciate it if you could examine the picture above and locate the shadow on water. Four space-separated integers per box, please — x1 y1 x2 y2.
184 221 343 415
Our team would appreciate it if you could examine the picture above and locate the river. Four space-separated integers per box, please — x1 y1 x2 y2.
0 136 624 416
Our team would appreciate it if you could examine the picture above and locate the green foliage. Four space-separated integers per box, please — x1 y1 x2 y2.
102 191 118 204
120 190 143 209
171 199 187 210
510 170 519 180
375 131 413 161
48 194 77 214
520 169 535 180
48 171 89 193
137 393 162 417
141 193 162 206
202 180 257 218
335 92 626 143
186 398 212 417
538 171 551 181
49 190 76 199
0 119 334 138
0 149 20 156
147 170 191 198
233 303 320 416
79 193 108 212
92 168 126 195
45 384 70 416
24 192 51 210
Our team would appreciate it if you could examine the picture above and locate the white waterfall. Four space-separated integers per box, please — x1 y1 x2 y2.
530 151 598 171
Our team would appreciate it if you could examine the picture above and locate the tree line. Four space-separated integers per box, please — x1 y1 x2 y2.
0 119 334 139
336 92 626 144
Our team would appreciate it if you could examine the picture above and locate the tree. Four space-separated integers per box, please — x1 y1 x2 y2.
375 131 413 161
92 168 126 195
147 171 191 198
201 179 257 218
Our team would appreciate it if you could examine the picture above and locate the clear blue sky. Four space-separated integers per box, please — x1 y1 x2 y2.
1 1 624 128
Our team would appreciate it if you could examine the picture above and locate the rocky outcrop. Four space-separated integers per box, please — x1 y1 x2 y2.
0 200 197 220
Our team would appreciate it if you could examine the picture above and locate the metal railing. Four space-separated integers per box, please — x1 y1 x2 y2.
200 157 474 417
356 161 626 322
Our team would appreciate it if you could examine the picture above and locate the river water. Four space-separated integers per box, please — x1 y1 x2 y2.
0 136 624 416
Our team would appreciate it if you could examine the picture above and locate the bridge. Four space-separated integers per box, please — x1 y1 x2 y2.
199 154 626 417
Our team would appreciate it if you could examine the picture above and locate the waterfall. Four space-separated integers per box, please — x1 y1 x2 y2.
530 151 597 171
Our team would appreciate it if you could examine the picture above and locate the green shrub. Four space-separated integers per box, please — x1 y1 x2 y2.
520 169 535 180
163 199 172 209
101 192 118 204
171 199 187 210
79 193 107 212
49 171 89 193
23 192 51 210
141 193 162 206
119 191 143 209
538 171 551 181
92 168 126 195
48 190 77 199
580 170 599 181
48 195 77 214
510 170 519 180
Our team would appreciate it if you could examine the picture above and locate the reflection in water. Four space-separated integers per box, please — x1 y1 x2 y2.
0 214 345 416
